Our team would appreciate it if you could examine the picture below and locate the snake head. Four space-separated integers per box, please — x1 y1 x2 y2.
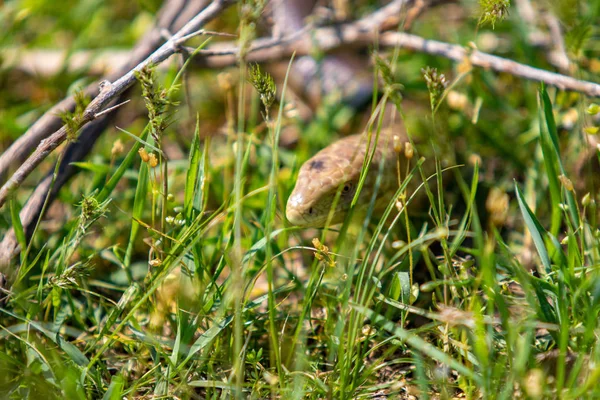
286 135 367 227
286 174 358 227
286 133 399 228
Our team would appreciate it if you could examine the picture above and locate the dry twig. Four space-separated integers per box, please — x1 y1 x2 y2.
0 0 236 210
191 16 600 96
0 0 208 179
0 0 231 271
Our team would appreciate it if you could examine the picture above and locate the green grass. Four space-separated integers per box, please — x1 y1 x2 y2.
1 0 600 398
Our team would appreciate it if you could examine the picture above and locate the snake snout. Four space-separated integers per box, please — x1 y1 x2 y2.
286 205 307 226
286 191 310 226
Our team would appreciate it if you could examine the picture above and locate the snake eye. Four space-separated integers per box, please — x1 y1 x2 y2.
308 207 314 215
342 183 353 193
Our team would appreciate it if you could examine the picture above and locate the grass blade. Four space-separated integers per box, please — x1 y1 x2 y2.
514 181 552 274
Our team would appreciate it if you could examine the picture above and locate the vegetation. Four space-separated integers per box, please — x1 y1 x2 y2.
1 0 599 398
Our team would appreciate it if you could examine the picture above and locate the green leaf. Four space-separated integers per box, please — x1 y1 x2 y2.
241 228 291 265
184 117 202 220
9 198 26 264
388 271 411 303
123 159 149 273
193 138 210 218
538 88 562 235
180 315 233 367
539 86 580 228
60 366 86 400
102 374 125 400
514 182 552 274
98 127 149 203
532 284 558 324
170 314 183 366
70 161 110 175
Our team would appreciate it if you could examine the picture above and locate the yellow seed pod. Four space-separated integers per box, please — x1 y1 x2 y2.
138 148 150 162
582 192 591 207
404 142 414 159
393 135 403 154
284 102 298 119
111 139 124 156
395 199 404 212
468 153 482 166
586 103 600 115
558 174 574 192
312 237 323 251
446 91 469 111
148 153 159 168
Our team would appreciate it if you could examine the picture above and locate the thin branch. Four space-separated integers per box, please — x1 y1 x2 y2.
378 31 598 95
93 99 131 118
0 0 207 181
0 0 216 269
0 113 117 268
0 0 236 210
191 17 600 97
176 28 237 43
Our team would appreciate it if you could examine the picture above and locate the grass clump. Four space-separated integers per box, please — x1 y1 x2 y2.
1 1 600 399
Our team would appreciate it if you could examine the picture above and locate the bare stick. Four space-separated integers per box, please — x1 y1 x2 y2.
192 18 600 97
378 31 599 96
0 0 216 270
0 0 210 181
0 0 236 209
94 99 131 118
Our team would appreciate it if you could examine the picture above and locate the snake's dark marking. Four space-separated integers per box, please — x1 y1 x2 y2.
308 159 325 171
286 131 404 227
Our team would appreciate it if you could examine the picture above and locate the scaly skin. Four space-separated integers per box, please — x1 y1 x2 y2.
286 131 407 227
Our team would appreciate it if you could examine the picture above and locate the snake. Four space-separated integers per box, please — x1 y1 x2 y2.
286 131 409 227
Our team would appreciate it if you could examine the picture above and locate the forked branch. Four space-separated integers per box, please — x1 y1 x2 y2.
0 0 236 209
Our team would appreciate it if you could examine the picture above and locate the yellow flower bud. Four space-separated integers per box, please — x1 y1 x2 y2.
312 238 322 250
148 153 158 168
468 153 482 166
404 142 414 159
558 174 574 192
138 148 150 162
393 135 403 154
111 139 124 156
582 192 591 207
